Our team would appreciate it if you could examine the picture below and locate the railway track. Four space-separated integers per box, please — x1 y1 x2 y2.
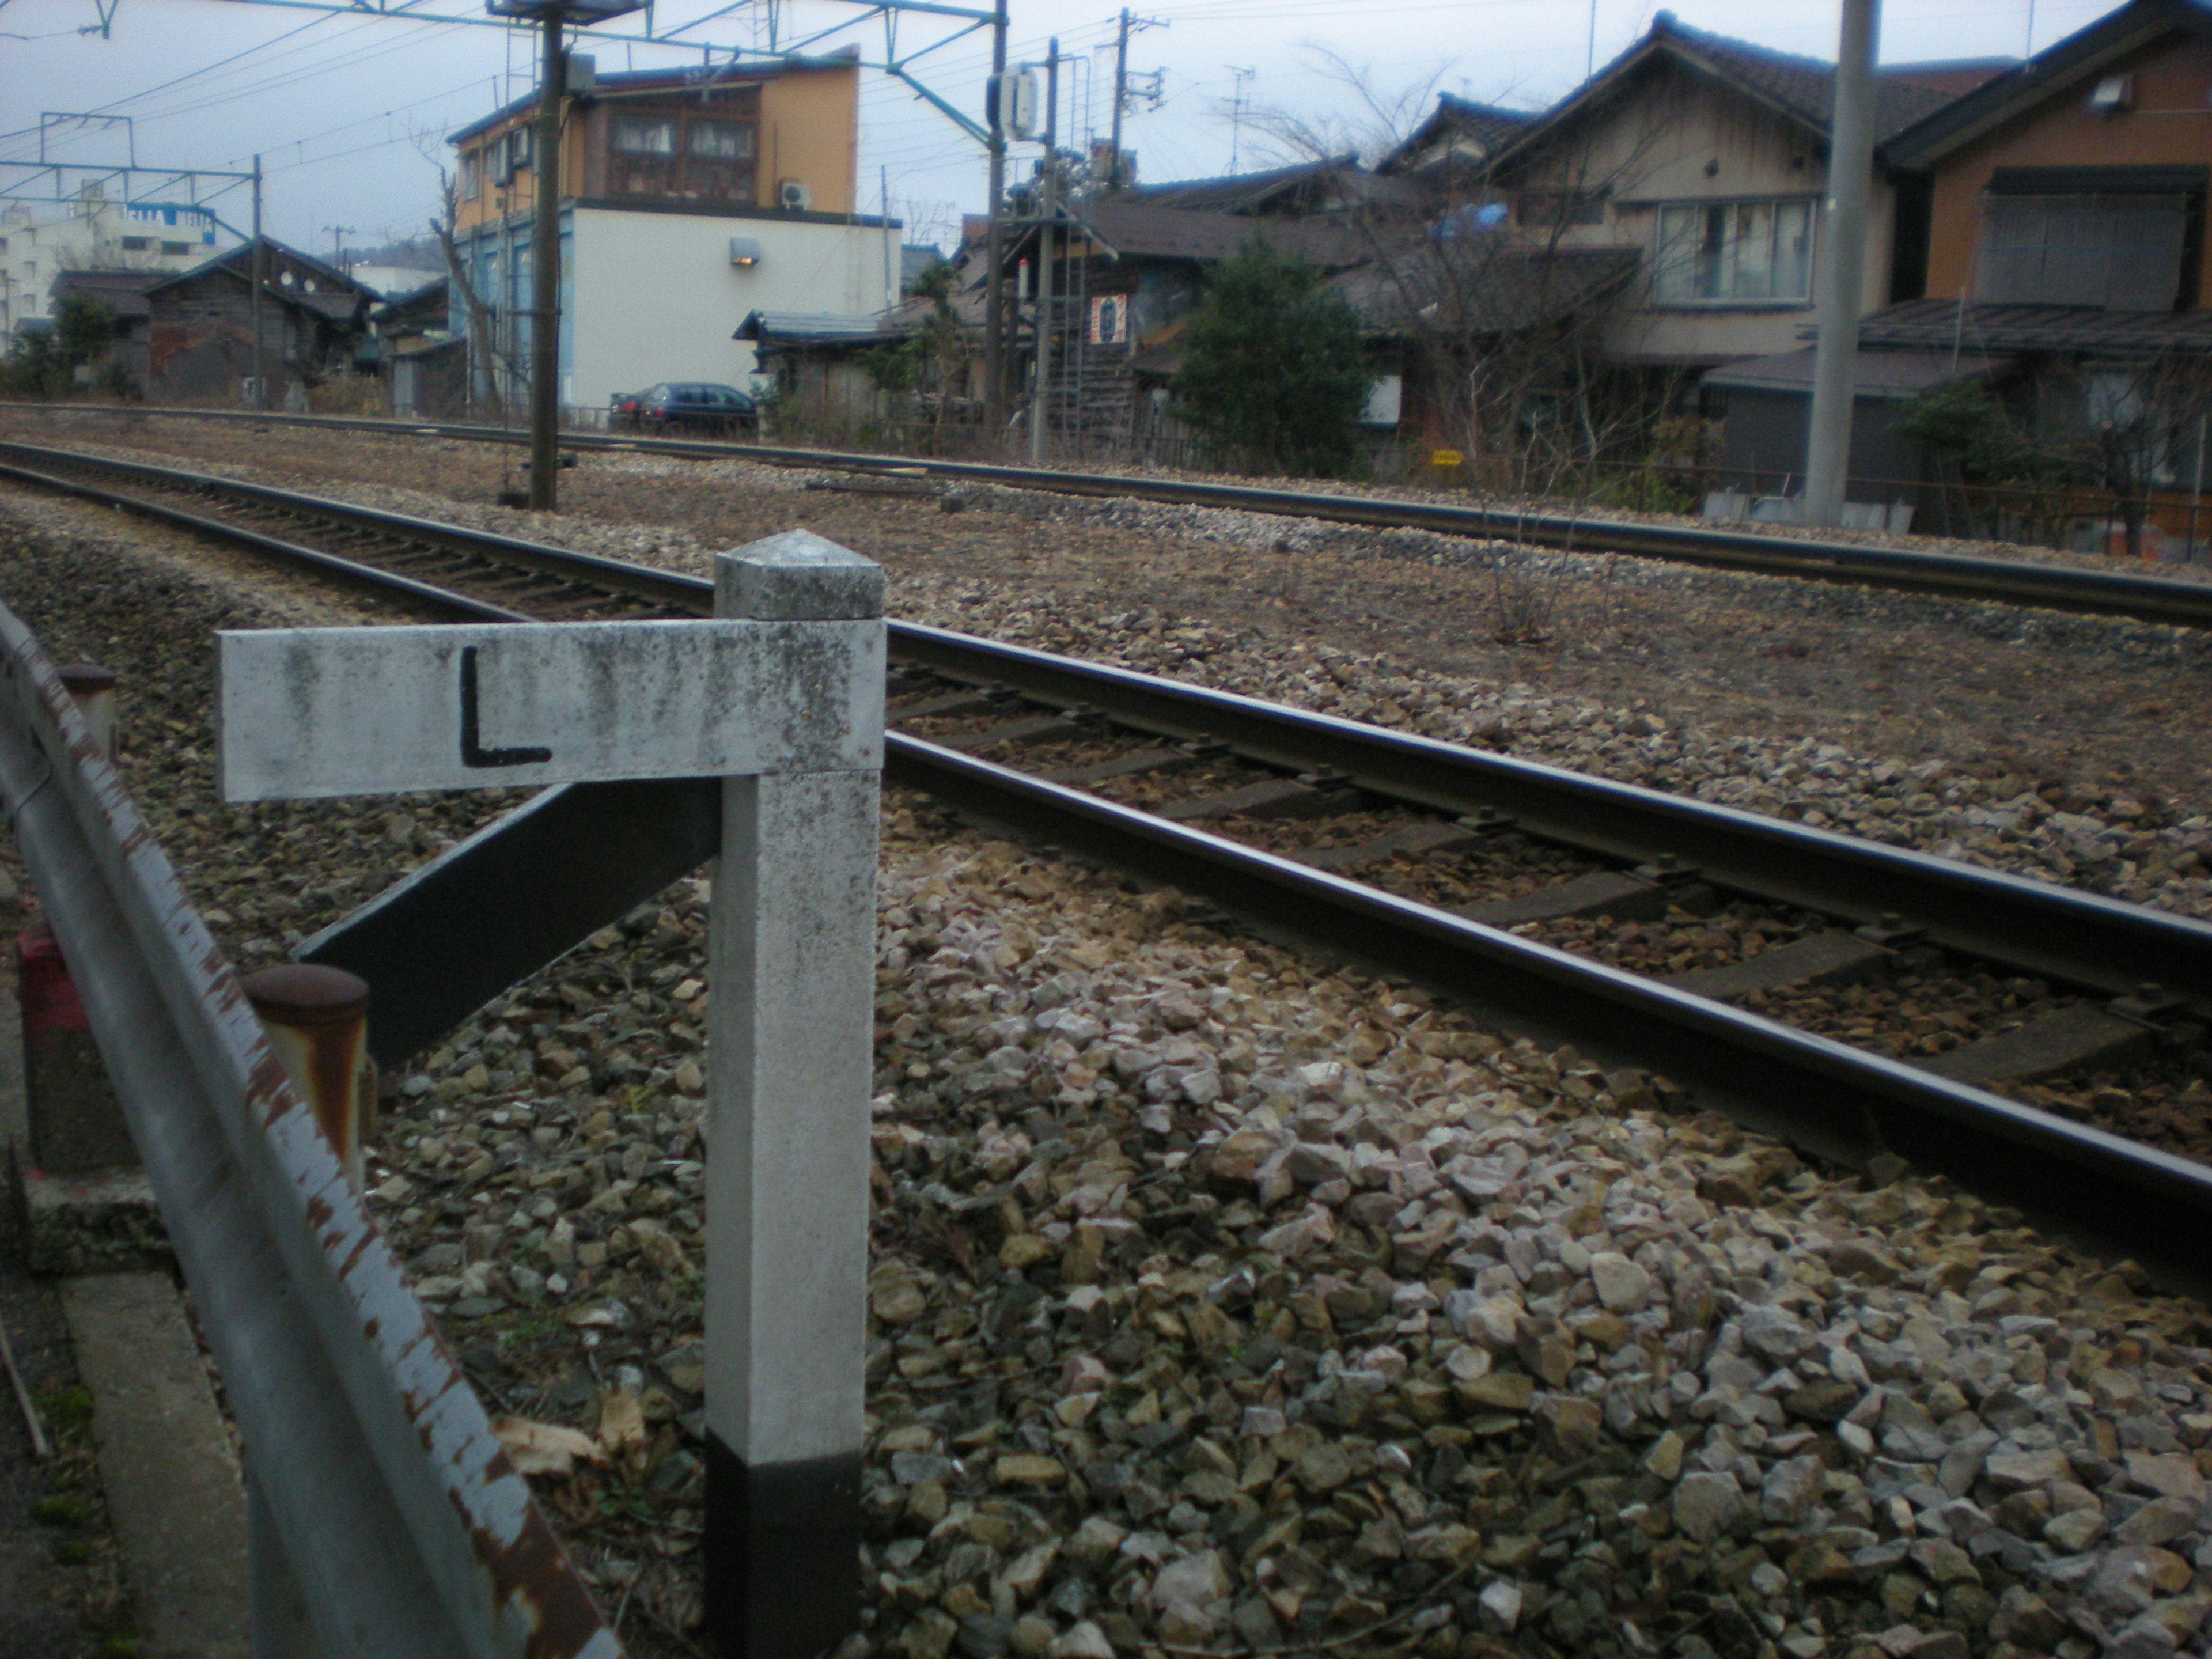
4 436 2212 1285
11 401 2212 629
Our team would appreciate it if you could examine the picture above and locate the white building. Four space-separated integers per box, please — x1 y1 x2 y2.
0 190 222 349
446 55 897 414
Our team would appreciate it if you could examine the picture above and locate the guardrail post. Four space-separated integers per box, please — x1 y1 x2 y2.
240 965 374 1184
703 532 884 1659
57 661 117 760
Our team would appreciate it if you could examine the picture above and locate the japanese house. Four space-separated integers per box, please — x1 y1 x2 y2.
444 48 899 412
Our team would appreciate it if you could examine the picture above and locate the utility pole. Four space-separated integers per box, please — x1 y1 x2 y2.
249 155 263 411
1109 9 1131 188
1802 0 1879 528
1228 65 1254 173
323 225 355 270
982 0 1009 440
528 9 563 512
1029 39 1059 464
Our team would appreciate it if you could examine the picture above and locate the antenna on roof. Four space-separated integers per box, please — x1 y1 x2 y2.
1228 65 1255 173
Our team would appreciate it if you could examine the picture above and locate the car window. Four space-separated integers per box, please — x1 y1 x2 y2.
650 385 670 400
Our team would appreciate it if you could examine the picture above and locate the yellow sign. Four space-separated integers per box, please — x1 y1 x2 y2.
1430 449 1464 468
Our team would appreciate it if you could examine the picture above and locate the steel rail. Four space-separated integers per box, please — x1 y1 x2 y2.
9 441 2212 1281
9 402 2212 627
889 735 2212 1288
4 438 2204 1017
0 600 619 1658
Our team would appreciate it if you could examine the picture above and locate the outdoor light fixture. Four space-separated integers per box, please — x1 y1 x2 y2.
729 238 763 267
486 0 641 19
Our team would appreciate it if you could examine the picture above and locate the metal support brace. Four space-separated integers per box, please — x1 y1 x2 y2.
702 532 884 1659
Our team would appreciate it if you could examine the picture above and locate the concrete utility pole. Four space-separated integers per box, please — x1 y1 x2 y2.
1803 0 1880 528
983 0 1009 439
1110 9 1132 187
1029 39 1059 463
248 156 263 411
528 10 565 512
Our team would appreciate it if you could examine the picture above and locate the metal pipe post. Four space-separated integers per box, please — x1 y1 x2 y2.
57 661 116 760
982 0 1008 440
240 964 373 1184
1802 0 1880 528
249 157 263 411
528 10 565 513
1029 40 1060 464
702 531 884 1659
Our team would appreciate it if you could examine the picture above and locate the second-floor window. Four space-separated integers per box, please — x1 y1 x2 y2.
613 118 676 156
1975 168 2204 311
689 121 752 160
459 151 480 202
1654 198 1815 304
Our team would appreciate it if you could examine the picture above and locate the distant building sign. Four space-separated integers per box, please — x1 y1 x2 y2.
1089 294 1128 346
126 202 217 248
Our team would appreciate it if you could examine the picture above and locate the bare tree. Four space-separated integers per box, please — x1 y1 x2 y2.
416 138 508 421
1237 46 1453 169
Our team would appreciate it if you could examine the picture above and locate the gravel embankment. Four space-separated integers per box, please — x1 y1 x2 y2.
6 489 2212 1659
6 411 2208 851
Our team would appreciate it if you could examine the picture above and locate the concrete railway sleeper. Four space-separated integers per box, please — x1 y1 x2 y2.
2 443 2210 1291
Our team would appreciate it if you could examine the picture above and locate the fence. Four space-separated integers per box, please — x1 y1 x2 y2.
0 600 620 1659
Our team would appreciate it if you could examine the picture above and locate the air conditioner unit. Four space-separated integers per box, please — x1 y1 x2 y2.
778 179 812 211
2090 74 2134 112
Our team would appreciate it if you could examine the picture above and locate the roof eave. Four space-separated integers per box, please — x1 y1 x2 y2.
1885 2 2212 170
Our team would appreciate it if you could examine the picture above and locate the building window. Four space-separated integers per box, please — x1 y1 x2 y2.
1978 194 2191 310
1514 191 1605 229
460 151 480 202
612 117 676 156
1654 198 1815 304
688 120 752 160
120 236 150 252
509 126 532 171
161 241 190 256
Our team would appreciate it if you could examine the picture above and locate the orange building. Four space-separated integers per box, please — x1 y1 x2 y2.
445 48 899 411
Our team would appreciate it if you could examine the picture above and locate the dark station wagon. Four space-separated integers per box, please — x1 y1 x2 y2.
609 381 757 436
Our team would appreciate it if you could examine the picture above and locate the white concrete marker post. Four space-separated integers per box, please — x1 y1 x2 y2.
702 534 884 1659
213 529 885 1659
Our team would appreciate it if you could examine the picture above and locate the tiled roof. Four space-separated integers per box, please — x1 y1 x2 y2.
1122 158 1354 214
1884 0 2212 169
48 268 164 320
1380 95 1539 176
1643 15 1962 143
1702 346 2016 396
1492 12 1965 176
1060 200 1371 268
1856 298 2212 356
1328 244 1639 336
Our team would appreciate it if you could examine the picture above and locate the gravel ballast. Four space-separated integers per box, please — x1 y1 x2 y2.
4 486 2212 1659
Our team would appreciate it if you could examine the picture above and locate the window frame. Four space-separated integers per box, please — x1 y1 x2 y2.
1650 195 1819 309
611 116 677 157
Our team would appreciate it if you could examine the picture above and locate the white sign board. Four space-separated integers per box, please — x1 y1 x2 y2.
215 619 882 801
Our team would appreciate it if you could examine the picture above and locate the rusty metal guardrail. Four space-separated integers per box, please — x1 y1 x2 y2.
0 597 620 1659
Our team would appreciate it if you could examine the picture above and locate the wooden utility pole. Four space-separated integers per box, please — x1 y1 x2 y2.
528 10 565 512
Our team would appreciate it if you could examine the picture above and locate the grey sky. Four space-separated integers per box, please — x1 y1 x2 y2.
0 0 2122 260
